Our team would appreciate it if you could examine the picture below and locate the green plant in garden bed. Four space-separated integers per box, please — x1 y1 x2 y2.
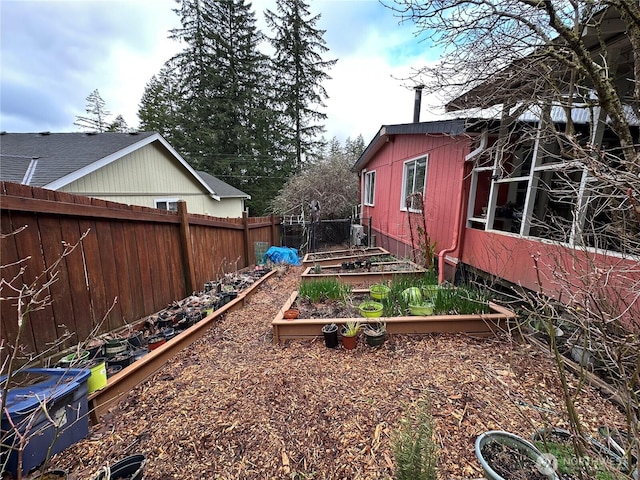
367 254 398 263
341 320 362 337
434 285 491 315
298 278 351 303
377 274 491 316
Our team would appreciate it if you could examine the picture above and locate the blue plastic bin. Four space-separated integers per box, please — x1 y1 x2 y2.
1 368 90 476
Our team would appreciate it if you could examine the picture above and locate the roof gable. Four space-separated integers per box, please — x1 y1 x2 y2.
0 132 218 197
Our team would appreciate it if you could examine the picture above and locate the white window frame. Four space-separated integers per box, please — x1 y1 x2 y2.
400 155 428 212
466 125 603 250
364 170 376 206
154 198 180 211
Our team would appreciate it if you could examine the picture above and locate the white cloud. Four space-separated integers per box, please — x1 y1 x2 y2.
0 0 442 143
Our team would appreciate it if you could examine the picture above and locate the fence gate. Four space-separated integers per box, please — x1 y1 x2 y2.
280 217 373 254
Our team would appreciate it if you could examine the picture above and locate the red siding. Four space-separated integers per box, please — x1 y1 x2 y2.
461 228 639 327
359 131 638 328
362 133 471 264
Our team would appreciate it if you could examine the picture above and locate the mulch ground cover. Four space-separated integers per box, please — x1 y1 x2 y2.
49 266 626 479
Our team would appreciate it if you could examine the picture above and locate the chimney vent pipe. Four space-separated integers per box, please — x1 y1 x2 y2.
413 85 424 123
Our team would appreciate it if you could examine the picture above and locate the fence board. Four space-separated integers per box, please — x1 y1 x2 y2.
38 214 77 350
123 221 145 322
134 221 156 314
0 212 26 356
60 219 93 345
1 181 280 358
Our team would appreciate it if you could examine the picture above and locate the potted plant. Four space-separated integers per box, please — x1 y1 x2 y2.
402 287 423 304
363 322 386 347
56 349 90 368
341 321 361 350
83 337 106 359
359 301 383 318
475 430 559 480
321 323 339 348
421 284 440 301
408 301 435 316
369 284 391 300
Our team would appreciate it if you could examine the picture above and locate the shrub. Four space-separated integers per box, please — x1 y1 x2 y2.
392 400 437 480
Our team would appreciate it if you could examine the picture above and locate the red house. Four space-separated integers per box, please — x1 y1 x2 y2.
353 5 640 328
353 109 639 326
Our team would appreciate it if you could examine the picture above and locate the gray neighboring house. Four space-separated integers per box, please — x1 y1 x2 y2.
0 131 250 217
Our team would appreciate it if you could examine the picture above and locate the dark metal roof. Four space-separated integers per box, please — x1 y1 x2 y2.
352 119 471 172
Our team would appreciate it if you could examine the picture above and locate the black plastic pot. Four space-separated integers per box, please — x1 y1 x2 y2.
106 364 122 378
93 454 146 480
364 331 386 347
85 340 105 359
107 352 132 369
162 327 176 340
157 315 173 329
104 338 128 357
127 331 144 348
321 323 339 348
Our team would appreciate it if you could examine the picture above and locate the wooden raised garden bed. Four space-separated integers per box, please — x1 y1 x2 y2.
301 260 426 286
271 290 516 344
88 268 276 421
302 247 392 267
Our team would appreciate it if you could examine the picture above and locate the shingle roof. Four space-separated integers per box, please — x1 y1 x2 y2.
196 170 250 199
0 132 248 200
0 132 157 187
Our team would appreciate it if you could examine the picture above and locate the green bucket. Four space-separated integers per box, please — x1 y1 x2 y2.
87 359 107 393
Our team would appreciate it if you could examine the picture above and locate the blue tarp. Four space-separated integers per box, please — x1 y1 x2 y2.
263 246 301 266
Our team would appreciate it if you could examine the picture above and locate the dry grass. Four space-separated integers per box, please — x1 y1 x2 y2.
51 266 626 479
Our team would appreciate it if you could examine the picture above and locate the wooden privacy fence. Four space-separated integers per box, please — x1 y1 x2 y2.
0 182 280 358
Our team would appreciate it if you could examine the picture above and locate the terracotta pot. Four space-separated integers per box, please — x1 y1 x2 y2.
341 333 357 350
147 336 166 350
283 308 299 320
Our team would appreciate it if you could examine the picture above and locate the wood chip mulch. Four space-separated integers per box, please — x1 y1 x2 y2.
51 266 626 479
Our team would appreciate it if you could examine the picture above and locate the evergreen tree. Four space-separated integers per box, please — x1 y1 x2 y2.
106 115 129 133
265 0 337 168
138 65 182 141
75 89 111 132
164 0 286 214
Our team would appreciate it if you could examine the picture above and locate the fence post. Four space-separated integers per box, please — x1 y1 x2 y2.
177 201 196 293
242 211 250 268
270 214 277 246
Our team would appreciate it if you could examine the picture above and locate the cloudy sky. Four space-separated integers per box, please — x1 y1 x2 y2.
0 0 444 143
